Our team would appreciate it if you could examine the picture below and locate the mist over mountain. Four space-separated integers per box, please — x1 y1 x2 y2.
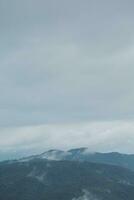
17 148 134 171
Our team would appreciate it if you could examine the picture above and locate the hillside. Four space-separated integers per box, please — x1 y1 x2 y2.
0 158 134 200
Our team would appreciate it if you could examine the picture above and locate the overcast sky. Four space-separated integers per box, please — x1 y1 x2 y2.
0 0 134 156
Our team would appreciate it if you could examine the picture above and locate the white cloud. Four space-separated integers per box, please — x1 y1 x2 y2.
0 120 134 154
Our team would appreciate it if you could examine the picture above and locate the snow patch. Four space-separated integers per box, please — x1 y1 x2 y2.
27 167 47 183
72 190 99 200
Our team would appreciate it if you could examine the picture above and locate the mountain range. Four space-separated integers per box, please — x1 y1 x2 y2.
19 148 134 171
1 148 134 200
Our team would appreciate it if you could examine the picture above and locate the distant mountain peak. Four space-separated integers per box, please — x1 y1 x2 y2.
16 148 134 172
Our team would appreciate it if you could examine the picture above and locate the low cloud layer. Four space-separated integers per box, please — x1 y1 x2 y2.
0 120 134 155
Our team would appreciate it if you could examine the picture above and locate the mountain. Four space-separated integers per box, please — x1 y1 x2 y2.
19 148 134 171
1 158 134 200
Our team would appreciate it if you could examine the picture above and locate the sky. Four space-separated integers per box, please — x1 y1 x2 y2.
0 0 134 158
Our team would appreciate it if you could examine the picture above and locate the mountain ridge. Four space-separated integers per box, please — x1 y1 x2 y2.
1 148 134 199
15 147 134 171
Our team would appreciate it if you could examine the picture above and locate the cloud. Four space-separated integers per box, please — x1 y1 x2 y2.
0 1 134 156
0 120 134 155
0 0 134 126
0 35 134 126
